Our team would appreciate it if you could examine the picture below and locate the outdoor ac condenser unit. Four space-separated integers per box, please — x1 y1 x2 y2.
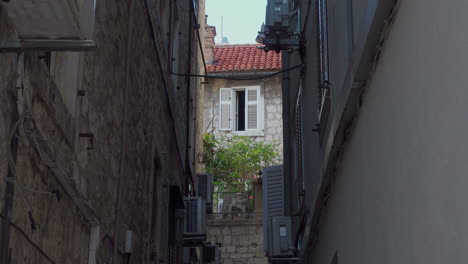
262 165 294 257
184 197 207 237
266 0 290 31
197 173 213 209
271 216 293 257
258 0 300 52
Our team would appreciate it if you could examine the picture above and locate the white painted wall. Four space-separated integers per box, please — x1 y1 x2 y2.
310 1 468 263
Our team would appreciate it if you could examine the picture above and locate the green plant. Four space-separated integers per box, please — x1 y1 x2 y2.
202 134 281 191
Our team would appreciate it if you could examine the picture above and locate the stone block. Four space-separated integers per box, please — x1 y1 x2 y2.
266 105 277 113
248 226 258 234
237 246 248 253
224 235 232 245
269 120 281 127
226 246 236 253
232 225 247 234
231 235 241 245
255 247 266 257
222 226 231 235
240 235 251 246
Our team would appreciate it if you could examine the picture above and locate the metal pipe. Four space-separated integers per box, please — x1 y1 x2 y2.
185 0 195 194
0 52 24 264
282 52 292 216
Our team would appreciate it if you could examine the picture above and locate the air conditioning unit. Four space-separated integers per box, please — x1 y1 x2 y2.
197 173 213 209
184 197 207 238
271 216 293 257
262 165 293 258
202 244 221 264
266 0 290 31
257 0 300 52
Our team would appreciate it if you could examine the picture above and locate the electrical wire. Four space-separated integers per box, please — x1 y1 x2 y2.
5 111 65 233
170 64 303 81
301 0 313 37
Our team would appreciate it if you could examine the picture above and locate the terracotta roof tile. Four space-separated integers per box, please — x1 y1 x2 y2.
207 44 282 73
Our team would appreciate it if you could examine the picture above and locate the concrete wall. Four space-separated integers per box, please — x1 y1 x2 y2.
207 217 267 264
307 1 468 263
0 0 205 263
203 76 283 154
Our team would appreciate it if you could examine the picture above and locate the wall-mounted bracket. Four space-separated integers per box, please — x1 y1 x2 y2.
0 39 96 53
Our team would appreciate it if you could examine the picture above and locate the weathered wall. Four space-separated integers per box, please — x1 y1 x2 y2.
194 0 207 174
207 217 267 264
0 0 204 263
307 1 468 264
203 76 283 154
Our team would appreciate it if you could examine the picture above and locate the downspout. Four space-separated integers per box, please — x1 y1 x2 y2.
112 0 136 262
0 52 24 264
185 0 194 194
282 52 292 216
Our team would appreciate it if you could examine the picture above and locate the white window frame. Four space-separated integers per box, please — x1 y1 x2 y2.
218 85 264 137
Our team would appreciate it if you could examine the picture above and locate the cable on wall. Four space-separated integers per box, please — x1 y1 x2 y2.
170 64 303 81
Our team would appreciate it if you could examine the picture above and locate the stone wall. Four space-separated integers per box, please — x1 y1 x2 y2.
207 217 268 264
0 0 205 263
203 75 283 155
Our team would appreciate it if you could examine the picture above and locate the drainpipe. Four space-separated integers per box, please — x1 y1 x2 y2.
0 52 24 264
282 52 292 216
185 0 194 194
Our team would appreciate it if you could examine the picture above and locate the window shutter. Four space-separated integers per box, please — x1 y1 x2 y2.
246 86 261 131
219 88 232 131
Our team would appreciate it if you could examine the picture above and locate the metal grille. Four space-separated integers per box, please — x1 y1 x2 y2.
183 197 206 236
185 199 197 233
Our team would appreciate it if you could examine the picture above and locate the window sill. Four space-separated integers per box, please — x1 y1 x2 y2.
229 130 265 137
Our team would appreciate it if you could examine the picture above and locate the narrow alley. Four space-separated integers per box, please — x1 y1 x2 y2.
2 1 468 264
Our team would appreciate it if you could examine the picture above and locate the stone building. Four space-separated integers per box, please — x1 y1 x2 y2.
203 28 283 152
257 0 468 263
0 0 207 263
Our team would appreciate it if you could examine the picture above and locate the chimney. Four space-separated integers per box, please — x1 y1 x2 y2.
204 24 217 64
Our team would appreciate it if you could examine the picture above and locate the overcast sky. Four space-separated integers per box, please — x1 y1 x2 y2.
206 0 267 44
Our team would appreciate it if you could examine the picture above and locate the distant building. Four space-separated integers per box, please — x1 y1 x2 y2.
203 26 283 153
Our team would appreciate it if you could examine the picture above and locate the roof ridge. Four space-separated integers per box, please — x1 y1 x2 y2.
214 44 264 48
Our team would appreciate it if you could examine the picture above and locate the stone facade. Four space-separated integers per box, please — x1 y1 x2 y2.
207 217 268 264
203 76 283 154
0 0 206 263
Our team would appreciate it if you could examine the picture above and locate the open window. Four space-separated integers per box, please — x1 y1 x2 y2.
218 86 264 136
